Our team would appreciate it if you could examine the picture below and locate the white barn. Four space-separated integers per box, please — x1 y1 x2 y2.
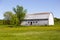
21 12 54 26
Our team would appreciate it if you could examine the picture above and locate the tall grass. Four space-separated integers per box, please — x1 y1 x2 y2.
0 25 60 40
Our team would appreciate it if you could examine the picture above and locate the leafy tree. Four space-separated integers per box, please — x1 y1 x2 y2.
13 5 26 25
4 11 19 25
54 17 60 22
54 17 60 25
10 14 19 25
0 20 4 25
4 11 13 24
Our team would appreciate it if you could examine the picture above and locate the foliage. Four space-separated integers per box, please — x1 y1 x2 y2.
10 14 19 25
54 17 60 22
54 17 60 25
13 5 26 25
0 20 3 25
3 11 19 25
4 11 13 24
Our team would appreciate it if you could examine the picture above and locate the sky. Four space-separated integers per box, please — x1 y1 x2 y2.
0 0 60 19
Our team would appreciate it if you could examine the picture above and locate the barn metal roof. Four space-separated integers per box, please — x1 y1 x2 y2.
24 12 51 19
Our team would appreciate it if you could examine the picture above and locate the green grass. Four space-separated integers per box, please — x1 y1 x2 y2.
0 25 60 40
0 31 60 40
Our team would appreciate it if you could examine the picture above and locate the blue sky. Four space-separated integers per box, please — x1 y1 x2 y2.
0 0 60 19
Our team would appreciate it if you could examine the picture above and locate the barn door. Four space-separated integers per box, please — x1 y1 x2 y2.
30 22 32 25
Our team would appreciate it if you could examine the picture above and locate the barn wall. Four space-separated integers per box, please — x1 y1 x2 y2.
37 20 48 25
21 21 29 25
21 20 48 26
49 13 54 25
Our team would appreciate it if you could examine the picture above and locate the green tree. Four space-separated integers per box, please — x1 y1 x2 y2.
4 11 13 24
4 11 19 25
10 14 19 25
13 5 26 25
54 17 60 22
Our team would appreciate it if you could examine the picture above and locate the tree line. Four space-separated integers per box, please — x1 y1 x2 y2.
0 5 26 25
54 17 60 25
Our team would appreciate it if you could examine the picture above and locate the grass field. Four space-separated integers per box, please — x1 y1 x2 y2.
0 25 60 40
